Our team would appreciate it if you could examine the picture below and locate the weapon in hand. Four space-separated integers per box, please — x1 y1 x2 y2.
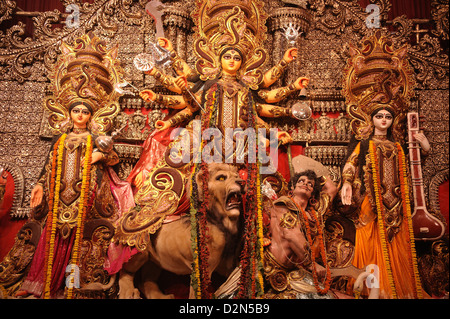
133 47 205 112
113 81 141 95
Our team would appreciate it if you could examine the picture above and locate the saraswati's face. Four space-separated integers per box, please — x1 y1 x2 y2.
221 50 242 75
372 109 393 135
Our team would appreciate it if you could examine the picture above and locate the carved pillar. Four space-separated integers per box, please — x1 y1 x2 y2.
163 7 193 60
267 6 312 85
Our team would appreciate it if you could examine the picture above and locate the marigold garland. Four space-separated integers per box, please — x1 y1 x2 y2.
189 165 201 298
189 83 265 299
396 143 423 299
65 134 93 299
290 197 332 295
369 140 398 298
236 92 264 299
190 85 216 299
256 168 265 295
43 134 67 299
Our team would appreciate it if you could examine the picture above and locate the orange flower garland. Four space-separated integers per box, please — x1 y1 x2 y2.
290 197 332 295
43 134 67 299
66 134 93 299
369 140 397 298
370 141 424 299
396 143 423 299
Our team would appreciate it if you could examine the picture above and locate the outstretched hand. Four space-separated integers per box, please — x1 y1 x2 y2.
140 90 156 103
340 182 352 206
294 77 309 90
30 184 43 208
283 48 298 63
277 131 293 145
155 120 170 131
157 37 173 51
175 76 188 90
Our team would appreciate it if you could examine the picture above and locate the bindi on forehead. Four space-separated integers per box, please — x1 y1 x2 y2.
223 50 241 58
376 110 391 115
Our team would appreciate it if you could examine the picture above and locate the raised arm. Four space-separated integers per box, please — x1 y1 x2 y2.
154 107 194 131
145 67 184 94
258 76 309 104
261 48 297 89
140 89 187 109
157 37 197 79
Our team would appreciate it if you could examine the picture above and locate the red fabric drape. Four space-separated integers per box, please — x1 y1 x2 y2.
0 172 26 260
4 1 96 35
439 180 449 234
359 0 432 20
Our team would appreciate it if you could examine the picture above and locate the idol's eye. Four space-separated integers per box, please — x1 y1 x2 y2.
223 55 231 60
233 56 241 61
375 114 383 119
81 110 90 115
72 109 81 114
216 175 226 181
385 115 393 120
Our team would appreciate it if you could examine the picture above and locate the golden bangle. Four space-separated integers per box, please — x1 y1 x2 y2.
341 170 355 184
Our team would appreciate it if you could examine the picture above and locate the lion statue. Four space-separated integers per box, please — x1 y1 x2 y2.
117 163 245 299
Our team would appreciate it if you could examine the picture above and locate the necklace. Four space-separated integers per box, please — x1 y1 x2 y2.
72 128 88 134
221 73 238 81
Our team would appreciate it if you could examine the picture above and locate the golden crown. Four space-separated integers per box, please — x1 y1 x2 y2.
44 31 124 134
343 30 415 141
192 0 268 88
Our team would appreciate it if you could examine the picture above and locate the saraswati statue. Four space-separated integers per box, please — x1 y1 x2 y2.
340 31 435 299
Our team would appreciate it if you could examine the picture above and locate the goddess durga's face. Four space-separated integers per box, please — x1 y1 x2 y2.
221 50 242 76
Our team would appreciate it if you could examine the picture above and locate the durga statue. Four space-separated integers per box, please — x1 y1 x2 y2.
109 0 319 299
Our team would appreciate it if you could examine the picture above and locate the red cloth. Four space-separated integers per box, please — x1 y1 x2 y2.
439 180 449 234
0 171 26 260
21 225 76 297
126 128 175 186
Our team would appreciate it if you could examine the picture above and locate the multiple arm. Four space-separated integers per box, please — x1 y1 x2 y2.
261 48 298 88
140 39 308 136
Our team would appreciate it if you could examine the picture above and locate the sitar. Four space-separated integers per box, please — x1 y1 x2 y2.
407 112 445 241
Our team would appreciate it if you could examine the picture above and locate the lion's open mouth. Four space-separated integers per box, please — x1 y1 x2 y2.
226 191 242 210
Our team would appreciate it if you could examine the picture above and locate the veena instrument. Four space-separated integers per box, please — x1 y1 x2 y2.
407 112 445 241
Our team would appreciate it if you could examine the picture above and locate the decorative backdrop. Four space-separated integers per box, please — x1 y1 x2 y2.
0 0 448 258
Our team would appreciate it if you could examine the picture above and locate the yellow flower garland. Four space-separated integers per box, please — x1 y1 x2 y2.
369 140 397 298
370 141 424 299
396 143 423 299
43 134 67 299
256 163 264 295
66 134 93 299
